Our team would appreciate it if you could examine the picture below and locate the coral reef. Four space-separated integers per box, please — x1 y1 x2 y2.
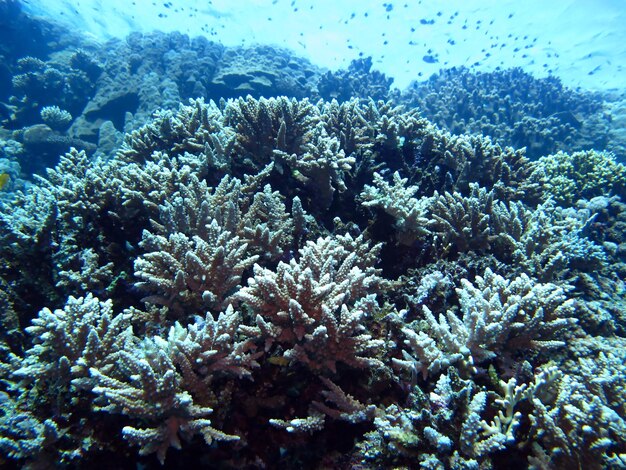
9 51 100 129
401 67 612 159
0 6 625 469
0 93 623 469
3 10 623 182
316 57 394 103
210 45 320 100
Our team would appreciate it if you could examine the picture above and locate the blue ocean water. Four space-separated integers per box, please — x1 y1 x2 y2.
19 0 626 91
0 0 625 468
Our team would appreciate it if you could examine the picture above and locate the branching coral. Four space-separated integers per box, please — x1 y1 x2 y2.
318 98 376 162
167 305 261 400
0 71 623 469
91 336 239 464
361 171 432 245
410 126 541 202
225 95 318 171
401 66 607 159
356 364 580 468
394 268 576 378
528 368 626 469
15 294 134 394
239 183 295 260
534 149 626 206
274 121 356 209
316 56 394 103
134 173 297 316
35 148 119 294
236 234 385 373
87 303 261 464
490 199 607 281
10 53 97 127
270 376 377 433
134 223 257 314
355 368 494 468
40 105 72 131
118 98 230 165
0 396 59 461
428 184 493 254
362 169 606 280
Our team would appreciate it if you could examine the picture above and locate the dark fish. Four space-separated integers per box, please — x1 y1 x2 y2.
551 111 582 129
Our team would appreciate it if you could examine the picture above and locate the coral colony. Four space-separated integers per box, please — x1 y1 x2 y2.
1 3 626 469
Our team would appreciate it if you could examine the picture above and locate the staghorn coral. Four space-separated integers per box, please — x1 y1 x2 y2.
576 352 626 414
116 95 543 230
353 366 534 468
239 183 296 260
40 105 72 131
135 222 258 315
473 377 529 456
317 98 378 164
0 178 56 273
14 294 134 395
89 305 259 465
117 96 366 213
151 170 294 261
90 336 239 464
23 292 255 466
109 150 211 227
393 268 576 379
345 101 543 203
1 291 261 465
236 234 385 374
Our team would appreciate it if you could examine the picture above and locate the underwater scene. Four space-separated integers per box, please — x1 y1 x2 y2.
1 0 626 468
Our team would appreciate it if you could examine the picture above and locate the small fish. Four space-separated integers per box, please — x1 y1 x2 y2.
267 356 291 367
0 173 10 190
